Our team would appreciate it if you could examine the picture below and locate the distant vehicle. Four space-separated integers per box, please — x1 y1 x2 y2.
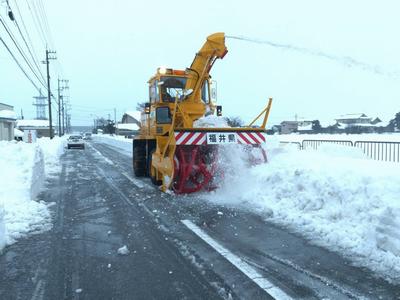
67 135 85 149
83 132 92 140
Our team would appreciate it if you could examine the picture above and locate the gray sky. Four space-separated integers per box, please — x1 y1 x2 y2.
1 0 400 126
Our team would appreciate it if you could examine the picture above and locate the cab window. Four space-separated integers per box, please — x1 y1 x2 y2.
149 80 159 103
201 80 210 103
156 107 171 124
160 76 187 102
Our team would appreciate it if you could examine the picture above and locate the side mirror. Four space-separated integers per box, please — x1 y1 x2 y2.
216 105 222 116
145 103 151 114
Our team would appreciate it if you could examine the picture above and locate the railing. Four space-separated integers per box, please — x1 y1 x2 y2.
354 141 400 163
302 139 353 150
279 139 400 163
279 141 302 150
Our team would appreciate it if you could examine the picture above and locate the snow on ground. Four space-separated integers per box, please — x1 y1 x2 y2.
278 132 400 143
0 137 65 252
93 134 132 156
204 137 400 282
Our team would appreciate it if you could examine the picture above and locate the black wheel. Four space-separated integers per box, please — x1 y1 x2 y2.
67 145 70 149
148 149 162 186
133 144 146 177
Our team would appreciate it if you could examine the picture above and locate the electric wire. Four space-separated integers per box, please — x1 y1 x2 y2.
8 0 46 83
0 35 41 92
0 14 47 89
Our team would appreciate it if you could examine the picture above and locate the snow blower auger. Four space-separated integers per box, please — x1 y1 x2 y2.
132 32 272 194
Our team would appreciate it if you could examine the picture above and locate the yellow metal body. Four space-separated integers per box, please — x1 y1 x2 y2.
135 33 272 192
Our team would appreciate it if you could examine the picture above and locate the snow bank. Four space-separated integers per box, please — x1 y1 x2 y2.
279 133 400 143
205 141 400 281
93 134 132 155
37 137 66 175
0 138 65 252
194 115 230 128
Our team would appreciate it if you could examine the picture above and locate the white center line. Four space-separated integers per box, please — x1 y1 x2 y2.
181 219 293 300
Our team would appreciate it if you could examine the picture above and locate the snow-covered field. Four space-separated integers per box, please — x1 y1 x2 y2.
0 137 65 252
206 137 400 282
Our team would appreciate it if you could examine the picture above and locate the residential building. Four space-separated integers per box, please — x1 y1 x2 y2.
0 103 16 141
280 121 298 134
116 111 141 137
17 119 54 138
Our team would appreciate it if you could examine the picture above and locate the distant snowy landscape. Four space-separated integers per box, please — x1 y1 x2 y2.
0 137 65 252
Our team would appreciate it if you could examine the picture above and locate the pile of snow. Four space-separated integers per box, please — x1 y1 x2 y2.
0 137 65 252
37 137 66 175
93 134 132 155
279 133 400 143
194 115 230 128
206 140 400 281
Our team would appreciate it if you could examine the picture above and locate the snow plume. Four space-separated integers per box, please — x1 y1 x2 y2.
226 35 400 79
206 140 400 281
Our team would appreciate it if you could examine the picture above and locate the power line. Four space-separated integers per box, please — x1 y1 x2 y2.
0 14 47 89
0 35 41 92
8 0 46 83
24 0 46 47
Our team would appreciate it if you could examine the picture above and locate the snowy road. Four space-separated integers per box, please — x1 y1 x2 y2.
1 140 399 299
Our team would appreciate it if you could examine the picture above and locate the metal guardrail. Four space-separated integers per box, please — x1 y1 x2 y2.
302 139 353 150
279 141 302 150
279 139 400 163
354 141 400 163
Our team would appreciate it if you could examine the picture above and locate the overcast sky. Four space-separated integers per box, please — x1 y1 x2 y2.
1 0 400 126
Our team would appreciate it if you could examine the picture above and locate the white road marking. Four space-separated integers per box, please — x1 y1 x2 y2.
181 219 293 300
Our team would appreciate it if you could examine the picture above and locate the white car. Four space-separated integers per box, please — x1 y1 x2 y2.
67 135 85 149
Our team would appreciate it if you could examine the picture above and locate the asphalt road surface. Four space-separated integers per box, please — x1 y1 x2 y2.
1 139 399 300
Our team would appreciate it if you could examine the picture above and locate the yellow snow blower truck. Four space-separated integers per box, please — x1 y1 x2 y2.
133 32 272 193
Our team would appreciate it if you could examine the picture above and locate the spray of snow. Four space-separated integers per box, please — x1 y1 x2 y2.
194 115 230 128
205 138 400 281
227 35 400 79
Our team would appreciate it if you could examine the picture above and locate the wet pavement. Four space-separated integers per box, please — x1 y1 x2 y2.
0 140 399 299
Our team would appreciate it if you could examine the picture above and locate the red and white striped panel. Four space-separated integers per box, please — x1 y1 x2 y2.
236 132 266 144
175 132 207 145
175 131 266 145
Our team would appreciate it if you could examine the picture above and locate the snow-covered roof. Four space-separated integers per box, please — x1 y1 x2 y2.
125 111 141 121
116 123 139 131
298 124 312 131
14 128 24 137
336 113 371 120
17 119 53 128
0 109 16 120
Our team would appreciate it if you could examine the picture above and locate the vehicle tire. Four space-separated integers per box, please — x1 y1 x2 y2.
67 145 70 149
133 144 146 177
148 149 162 186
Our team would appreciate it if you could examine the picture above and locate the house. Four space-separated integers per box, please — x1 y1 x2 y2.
17 119 54 138
116 111 142 137
0 103 16 141
335 113 372 126
280 121 298 134
121 111 141 126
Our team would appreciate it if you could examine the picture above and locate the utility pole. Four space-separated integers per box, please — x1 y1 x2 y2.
57 79 61 136
57 79 69 136
44 49 56 139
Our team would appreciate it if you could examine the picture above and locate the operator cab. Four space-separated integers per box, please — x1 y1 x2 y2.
159 76 187 102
